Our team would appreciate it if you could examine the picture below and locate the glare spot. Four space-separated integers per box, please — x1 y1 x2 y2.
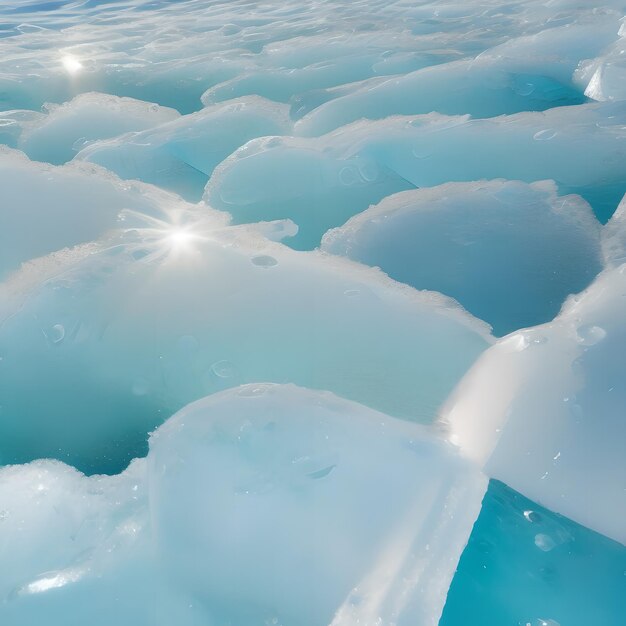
119 520 142 535
167 229 198 250
62 55 83 75
22 568 84 595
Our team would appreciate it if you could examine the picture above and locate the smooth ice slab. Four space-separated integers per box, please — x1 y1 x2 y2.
149 384 488 626
295 16 622 136
0 220 490 472
199 31 450 108
439 265 626 544
322 180 603 336
0 386 487 626
205 130 414 249
206 102 626 248
76 97 292 201
17 92 179 165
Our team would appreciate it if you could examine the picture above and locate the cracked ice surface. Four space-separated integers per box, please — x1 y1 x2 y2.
0 0 625 625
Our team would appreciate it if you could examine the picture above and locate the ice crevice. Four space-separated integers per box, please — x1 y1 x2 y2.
0 1 625 625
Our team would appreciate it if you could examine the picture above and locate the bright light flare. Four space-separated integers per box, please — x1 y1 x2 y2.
167 229 199 251
21 567 85 595
116 208 216 261
62 55 83 75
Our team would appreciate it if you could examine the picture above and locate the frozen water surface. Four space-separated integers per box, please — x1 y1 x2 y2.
0 0 624 624
441 480 626 626
322 180 603 335
0 221 490 473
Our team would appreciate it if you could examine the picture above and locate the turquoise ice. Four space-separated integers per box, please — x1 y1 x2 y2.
0 0 624 624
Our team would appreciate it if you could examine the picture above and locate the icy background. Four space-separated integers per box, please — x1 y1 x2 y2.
0 0 625 625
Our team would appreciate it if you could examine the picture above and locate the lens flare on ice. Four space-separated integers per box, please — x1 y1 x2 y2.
21 568 85 595
167 228 198 251
61 55 83 75
115 208 214 261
